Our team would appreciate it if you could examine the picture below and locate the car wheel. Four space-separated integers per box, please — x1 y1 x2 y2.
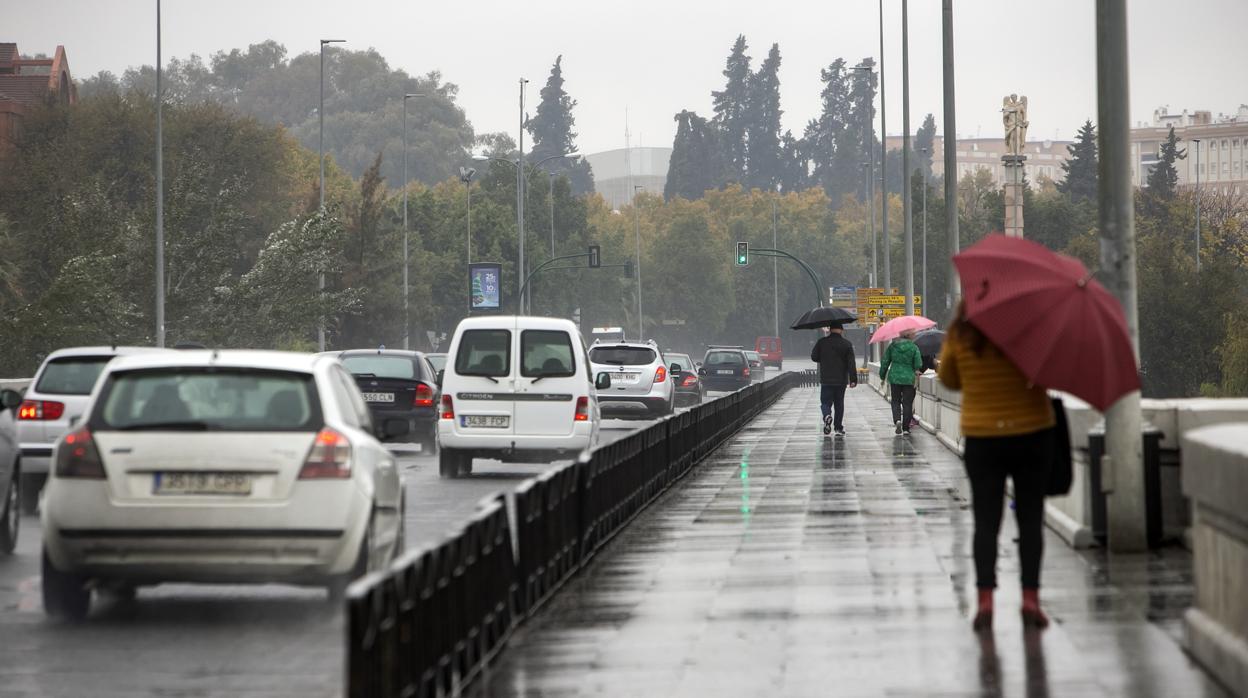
457 456 473 477
19 472 42 515
42 548 90 621
438 448 461 478
422 433 438 456
0 466 18 554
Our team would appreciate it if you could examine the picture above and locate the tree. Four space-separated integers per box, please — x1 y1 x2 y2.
806 59 852 203
915 113 937 182
777 130 809 193
527 55 594 195
745 44 783 191
711 35 752 183
847 59 878 199
1146 125 1186 199
1058 120 1098 202
664 110 728 200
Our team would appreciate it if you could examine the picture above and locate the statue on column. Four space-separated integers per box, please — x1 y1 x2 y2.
1002 94 1029 155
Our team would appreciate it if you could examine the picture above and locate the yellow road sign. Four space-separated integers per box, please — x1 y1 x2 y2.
866 294 922 305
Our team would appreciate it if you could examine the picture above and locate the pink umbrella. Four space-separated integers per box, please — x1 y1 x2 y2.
869 315 936 344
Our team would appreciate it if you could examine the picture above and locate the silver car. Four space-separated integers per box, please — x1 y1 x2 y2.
0 387 22 553
589 340 674 418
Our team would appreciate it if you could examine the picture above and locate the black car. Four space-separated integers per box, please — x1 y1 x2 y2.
699 346 752 392
331 349 441 453
666 352 705 407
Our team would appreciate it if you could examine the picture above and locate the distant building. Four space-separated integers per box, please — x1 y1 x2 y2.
0 43 77 155
884 135 1074 186
1131 105 1248 194
583 147 671 210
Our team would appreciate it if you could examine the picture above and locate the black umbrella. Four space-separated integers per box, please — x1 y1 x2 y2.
914 328 946 356
790 306 857 330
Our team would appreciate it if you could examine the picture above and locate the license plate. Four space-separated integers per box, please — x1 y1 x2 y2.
614 373 639 384
362 392 395 403
154 472 252 496
462 415 509 428
717 370 735 375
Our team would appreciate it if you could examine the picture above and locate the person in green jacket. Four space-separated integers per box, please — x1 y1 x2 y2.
880 330 923 435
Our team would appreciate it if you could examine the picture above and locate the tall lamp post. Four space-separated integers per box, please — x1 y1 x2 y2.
155 0 165 347
854 62 877 289
878 0 890 290
772 196 779 338
920 146 928 316
900 0 915 316
517 78 529 313
536 152 579 256
634 184 644 341
318 38 345 352
1193 138 1201 272
460 167 475 263
401 93 424 350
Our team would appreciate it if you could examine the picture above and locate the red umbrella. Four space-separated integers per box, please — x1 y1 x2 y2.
952 234 1139 411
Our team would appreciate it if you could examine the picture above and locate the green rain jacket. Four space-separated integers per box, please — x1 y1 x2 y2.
880 339 923 386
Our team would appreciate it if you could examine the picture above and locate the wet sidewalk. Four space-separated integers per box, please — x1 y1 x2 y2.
470 387 1229 697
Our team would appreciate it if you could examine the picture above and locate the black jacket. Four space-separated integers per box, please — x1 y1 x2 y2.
810 334 857 386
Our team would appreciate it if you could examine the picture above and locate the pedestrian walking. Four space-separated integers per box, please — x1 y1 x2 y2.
810 325 857 436
879 330 922 435
937 300 1056 631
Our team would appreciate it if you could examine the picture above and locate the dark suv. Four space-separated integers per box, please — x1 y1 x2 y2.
326 349 441 453
698 346 752 392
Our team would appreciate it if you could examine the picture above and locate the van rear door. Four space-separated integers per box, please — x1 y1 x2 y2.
450 324 515 436
514 328 580 436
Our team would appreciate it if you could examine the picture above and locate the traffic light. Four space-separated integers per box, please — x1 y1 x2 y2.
588 244 601 268
736 241 749 266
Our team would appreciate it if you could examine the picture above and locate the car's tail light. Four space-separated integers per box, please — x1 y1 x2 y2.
441 394 455 420
680 374 698 387
55 428 105 479
299 428 352 479
413 383 435 407
742 366 751 377
574 396 590 422
19 400 65 421
654 366 667 383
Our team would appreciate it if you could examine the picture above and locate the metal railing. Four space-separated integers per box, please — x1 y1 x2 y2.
346 369 816 697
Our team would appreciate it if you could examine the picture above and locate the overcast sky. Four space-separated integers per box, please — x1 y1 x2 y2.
10 0 1247 155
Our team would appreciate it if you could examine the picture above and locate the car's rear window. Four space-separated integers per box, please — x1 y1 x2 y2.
35 356 113 395
94 368 321 431
590 346 656 366
521 330 576 377
456 330 511 377
668 354 693 371
706 351 745 366
745 351 761 361
341 355 421 380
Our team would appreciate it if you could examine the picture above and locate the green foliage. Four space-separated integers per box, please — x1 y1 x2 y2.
1146 125 1186 199
745 44 783 191
528 56 594 195
1058 120 1098 202
664 111 729 201
711 35 752 183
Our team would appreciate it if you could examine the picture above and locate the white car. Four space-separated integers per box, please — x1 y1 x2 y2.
589 340 675 418
0 387 23 553
437 316 609 477
40 350 406 620
17 346 167 514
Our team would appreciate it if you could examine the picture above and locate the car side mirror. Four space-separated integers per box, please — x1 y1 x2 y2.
0 389 20 411
381 418 410 439
595 372 612 390
669 363 682 375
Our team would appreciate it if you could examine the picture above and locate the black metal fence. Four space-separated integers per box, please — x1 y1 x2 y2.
346 370 813 698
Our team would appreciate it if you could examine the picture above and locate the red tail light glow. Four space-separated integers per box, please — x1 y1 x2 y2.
298 428 352 479
19 400 65 421
680 374 698 387
55 428 105 478
413 383 435 407
654 366 667 383
574 396 590 422
742 366 751 377
441 394 455 420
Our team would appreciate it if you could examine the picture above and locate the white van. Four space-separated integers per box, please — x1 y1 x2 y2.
437 316 610 477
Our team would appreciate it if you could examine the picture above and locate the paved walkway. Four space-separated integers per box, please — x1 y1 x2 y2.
470 387 1229 698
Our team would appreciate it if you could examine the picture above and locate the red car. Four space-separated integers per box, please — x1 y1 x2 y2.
755 336 783 368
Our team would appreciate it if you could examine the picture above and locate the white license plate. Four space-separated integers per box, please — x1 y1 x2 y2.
614 373 639 384
154 472 252 496
717 370 735 375
362 392 395 403
462 415 509 428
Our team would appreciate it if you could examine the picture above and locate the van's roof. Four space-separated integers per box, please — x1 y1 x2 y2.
455 315 579 332
103 349 330 374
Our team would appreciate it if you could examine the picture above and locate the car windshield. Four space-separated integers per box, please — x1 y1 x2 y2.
341 355 421 380
668 354 693 371
456 329 511 377
35 356 113 395
94 368 321 431
706 351 745 366
590 346 656 366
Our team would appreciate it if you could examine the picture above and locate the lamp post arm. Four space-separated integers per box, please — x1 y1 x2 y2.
752 247 825 307
518 252 592 306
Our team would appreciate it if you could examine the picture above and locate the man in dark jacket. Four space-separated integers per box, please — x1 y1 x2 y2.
810 325 857 436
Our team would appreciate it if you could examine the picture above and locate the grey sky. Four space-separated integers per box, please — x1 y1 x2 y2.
10 0 1247 156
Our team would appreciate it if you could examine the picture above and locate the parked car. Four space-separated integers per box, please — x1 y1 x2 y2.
755 336 783 368
437 316 608 478
665 353 705 408
589 339 675 418
323 349 441 454
699 346 752 392
0 388 22 554
744 350 767 381
17 346 167 514
39 350 407 619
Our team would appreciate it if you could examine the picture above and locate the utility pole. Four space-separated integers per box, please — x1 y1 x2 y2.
1097 0 1146 552
155 0 164 347
318 38 344 351
401 93 422 350
772 197 779 337
865 163 876 287
901 0 915 316
943 0 961 312
921 146 928 316
634 184 643 341
1194 138 1201 272
879 0 890 290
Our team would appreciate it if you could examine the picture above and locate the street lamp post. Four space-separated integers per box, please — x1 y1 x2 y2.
1193 138 1201 272
854 63 877 290
401 93 424 350
878 0 889 290
772 197 779 338
460 167 475 263
920 146 928 316
517 78 529 313
634 185 643 341
900 0 915 317
155 0 164 347
942 0 961 311
318 38 345 352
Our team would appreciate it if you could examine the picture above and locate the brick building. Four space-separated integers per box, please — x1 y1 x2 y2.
0 43 77 155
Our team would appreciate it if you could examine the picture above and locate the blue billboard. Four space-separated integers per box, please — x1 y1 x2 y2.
469 262 502 311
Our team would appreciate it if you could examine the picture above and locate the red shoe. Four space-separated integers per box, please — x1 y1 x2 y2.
972 589 993 632
1021 588 1050 629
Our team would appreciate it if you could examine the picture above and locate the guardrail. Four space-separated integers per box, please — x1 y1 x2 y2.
346 369 815 698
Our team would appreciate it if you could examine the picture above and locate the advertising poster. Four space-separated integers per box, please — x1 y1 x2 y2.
469 262 502 311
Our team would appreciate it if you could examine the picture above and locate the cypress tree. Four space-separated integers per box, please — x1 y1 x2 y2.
528 55 594 194
1058 120 1098 202
1146 125 1186 199
711 35 752 184
745 43 783 191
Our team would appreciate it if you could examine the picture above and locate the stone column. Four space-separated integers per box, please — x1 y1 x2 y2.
1002 154 1026 237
